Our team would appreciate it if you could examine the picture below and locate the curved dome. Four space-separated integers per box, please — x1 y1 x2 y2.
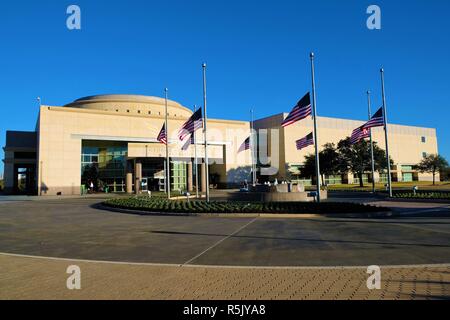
64 94 193 118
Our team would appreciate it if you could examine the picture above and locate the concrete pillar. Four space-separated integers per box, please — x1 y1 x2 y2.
396 163 403 182
346 173 354 185
187 161 193 192
201 162 207 192
135 162 142 194
126 173 133 194
373 172 380 184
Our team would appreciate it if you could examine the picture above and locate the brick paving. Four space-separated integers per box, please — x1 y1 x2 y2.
1 254 448 300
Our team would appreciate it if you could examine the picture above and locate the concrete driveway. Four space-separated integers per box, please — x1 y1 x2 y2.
0 196 449 266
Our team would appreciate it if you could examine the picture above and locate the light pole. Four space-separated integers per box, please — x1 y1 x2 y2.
250 108 257 186
164 88 171 199
202 63 210 202
380 68 392 197
310 52 321 202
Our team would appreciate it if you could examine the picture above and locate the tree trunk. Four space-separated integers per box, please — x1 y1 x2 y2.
433 170 436 185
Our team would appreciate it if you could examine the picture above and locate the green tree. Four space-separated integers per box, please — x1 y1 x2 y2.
300 143 340 185
417 154 449 185
337 137 392 187
441 166 450 182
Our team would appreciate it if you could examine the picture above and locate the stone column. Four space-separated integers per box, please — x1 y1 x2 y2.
135 161 142 194
201 162 207 192
373 172 380 184
187 161 193 192
126 173 133 194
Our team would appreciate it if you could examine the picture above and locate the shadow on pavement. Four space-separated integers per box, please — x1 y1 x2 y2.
149 230 450 248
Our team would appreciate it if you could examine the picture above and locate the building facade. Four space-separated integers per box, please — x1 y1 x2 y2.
254 113 439 185
2 95 251 195
2 94 439 195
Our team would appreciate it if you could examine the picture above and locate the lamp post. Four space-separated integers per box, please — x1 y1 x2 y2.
380 68 392 197
164 88 171 199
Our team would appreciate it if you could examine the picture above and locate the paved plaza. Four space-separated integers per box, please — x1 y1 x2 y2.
0 194 449 299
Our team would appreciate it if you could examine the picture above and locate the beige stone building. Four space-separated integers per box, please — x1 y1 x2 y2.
2 95 251 195
2 94 439 195
254 113 439 185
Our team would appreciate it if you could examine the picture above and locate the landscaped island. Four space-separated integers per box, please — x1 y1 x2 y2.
392 191 450 200
102 197 389 215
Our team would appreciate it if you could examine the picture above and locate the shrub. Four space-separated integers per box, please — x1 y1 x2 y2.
103 197 389 215
392 191 450 200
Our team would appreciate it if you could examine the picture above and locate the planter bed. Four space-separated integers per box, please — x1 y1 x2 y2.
102 197 390 215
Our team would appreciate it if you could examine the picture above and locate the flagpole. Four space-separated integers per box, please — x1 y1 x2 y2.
250 108 256 186
164 88 171 199
194 105 199 198
310 52 321 202
202 63 210 202
367 90 376 193
380 68 392 197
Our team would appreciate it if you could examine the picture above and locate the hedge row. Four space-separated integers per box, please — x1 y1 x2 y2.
392 191 450 200
103 197 388 214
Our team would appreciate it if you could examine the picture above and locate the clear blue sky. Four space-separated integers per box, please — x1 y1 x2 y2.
1 0 449 174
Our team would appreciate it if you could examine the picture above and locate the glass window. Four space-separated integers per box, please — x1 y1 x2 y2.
403 173 413 182
421 136 426 143
422 152 427 158
171 161 187 192
81 141 127 189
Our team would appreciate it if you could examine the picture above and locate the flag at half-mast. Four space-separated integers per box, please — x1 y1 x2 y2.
178 108 203 141
296 132 314 150
181 134 195 151
238 137 250 153
362 107 384 130
157 123 167 145
281 92 312 127
350 126 370 145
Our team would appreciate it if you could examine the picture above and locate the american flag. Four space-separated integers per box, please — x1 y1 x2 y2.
157 123 167 145
238 137 250 153
296 132 314 150
362 107 384 130
181 134 195 151
350 126 370 145
178 108 203 141
281 92 312 127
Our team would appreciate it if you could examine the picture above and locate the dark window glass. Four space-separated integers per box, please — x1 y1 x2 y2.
14 152 36 159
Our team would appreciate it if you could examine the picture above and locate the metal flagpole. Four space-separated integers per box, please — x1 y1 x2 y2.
202 63 210 202
380 68 392 197
310 52 321 202
164 88 171 199
367 90 376 193
250 108 256 186
194 105 199 198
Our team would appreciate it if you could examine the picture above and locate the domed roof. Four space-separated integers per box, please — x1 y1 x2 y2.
64 94 193 117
